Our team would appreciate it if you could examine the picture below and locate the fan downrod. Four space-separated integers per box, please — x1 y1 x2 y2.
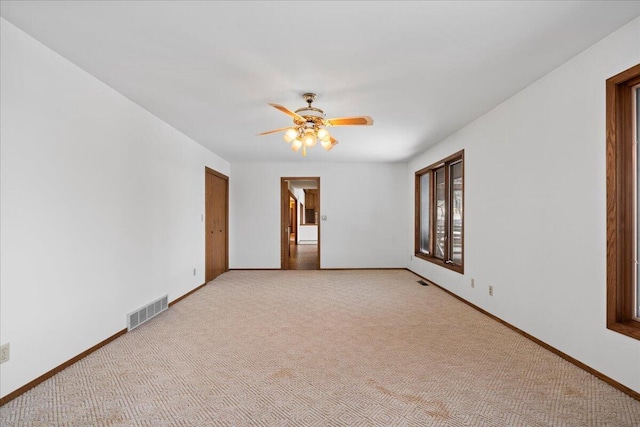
302 93 317 107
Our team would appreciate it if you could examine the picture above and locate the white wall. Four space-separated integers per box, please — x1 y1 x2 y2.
298 225 318 243
0 19 230 398
407 17 640 393
230 162 407 269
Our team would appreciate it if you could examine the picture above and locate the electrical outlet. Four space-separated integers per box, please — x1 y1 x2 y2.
0 343 10 364
489 285 494 296
471 278 475 288
193 268 196 276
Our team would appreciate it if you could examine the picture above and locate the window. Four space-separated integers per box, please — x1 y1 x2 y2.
415 150 464 273
606 63 640 340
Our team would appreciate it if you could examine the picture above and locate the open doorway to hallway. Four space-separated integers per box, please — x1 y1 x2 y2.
281 177 320 270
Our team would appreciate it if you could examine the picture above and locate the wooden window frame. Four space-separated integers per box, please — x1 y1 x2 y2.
606 63 640 340
415 150 464 274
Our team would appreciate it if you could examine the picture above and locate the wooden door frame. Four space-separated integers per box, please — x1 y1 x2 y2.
205 167 229 282
281 177 320 269
289 192 298 245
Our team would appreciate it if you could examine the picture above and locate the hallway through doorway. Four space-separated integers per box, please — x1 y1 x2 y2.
289 236 318 270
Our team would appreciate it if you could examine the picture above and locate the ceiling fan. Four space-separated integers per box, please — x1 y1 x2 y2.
257 93 373 156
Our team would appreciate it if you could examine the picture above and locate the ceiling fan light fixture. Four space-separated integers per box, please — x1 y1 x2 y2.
303 129 317 147
321 138 338 151
259 92 373 156
317 127 330 142
283 128 298 143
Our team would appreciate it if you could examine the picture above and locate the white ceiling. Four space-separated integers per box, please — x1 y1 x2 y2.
2 1 639 163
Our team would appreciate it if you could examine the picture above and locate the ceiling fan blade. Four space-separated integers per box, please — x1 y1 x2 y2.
257 127 290 136
268 103 305 122
326 116 373 126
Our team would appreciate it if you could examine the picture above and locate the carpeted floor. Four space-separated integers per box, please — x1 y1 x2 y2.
1 270 639 426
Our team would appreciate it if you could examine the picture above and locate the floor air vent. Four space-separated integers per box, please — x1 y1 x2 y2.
417 280 430 286
127 295 168 331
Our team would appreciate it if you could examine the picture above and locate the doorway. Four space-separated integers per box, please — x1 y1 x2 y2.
205 167 229 282
281 177 320 270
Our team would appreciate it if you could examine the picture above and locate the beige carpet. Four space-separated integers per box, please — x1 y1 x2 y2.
1 270 639 426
